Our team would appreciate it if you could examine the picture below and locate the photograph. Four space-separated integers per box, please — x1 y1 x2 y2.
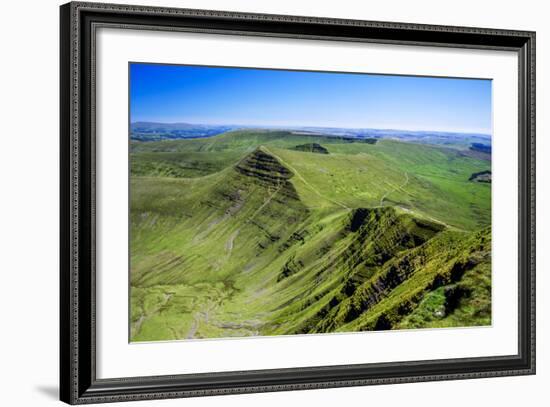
129 63 493 342
57 2 536 403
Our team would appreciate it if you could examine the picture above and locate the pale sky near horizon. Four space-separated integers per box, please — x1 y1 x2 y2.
130 63 492 134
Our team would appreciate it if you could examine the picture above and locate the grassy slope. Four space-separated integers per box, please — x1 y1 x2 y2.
130 130 491 341
132 130 490 229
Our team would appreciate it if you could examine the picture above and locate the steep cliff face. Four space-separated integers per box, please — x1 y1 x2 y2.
236 148 295 190
273 216 491 335
131 147 309 287
267 206 457 334
231 147 309 251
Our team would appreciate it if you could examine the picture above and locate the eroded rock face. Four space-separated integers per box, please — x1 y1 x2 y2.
293 143 329 154
281 207 450 334
469 170 491 183
236 148 293 185
235 148 301 202
315 209 445 329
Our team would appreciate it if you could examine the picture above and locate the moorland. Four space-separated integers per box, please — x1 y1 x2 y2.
129 128 491 341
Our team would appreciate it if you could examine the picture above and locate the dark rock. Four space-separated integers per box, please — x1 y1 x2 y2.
469 170 491 183
293 143 329 154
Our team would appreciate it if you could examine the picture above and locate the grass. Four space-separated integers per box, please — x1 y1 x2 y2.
129 130 492 342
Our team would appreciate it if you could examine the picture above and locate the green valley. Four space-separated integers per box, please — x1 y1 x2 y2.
129 130 491 342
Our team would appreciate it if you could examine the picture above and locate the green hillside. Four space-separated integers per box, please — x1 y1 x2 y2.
130 130 491 342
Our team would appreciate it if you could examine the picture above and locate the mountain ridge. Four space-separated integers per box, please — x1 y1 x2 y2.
129 130 491 341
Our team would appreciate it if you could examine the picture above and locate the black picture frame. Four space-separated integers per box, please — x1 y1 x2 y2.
60 2 536 404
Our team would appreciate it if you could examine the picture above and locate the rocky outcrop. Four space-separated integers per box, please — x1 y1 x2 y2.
293 143 329 154
236 148 293 185
469 170 491 183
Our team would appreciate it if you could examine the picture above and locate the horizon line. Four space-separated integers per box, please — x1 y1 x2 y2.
130 121 492 136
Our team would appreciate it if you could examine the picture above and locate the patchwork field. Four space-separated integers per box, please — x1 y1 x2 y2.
129 130 491 342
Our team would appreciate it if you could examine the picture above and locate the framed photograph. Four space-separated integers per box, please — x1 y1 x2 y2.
60 2 536 404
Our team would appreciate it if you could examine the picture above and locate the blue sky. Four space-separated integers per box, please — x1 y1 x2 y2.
130 63 492 134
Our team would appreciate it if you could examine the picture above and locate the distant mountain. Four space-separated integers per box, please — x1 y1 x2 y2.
282 126 491 148
345 129 491 149
130 122 491 150
130 122 241 141
470 142 492 154
132 121 196 131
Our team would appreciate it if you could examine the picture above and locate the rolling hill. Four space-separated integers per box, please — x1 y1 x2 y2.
130 130 491 341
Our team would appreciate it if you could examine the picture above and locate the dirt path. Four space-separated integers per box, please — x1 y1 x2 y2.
132 293 173 338
222 183 281 260
380 172 409 206
225 230 240 254
186 314 200 339
193 195 244 243
264 147 350 210
248 185 282 221
186 301 217 339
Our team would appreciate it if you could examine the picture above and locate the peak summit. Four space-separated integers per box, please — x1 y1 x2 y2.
235 148 294 186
